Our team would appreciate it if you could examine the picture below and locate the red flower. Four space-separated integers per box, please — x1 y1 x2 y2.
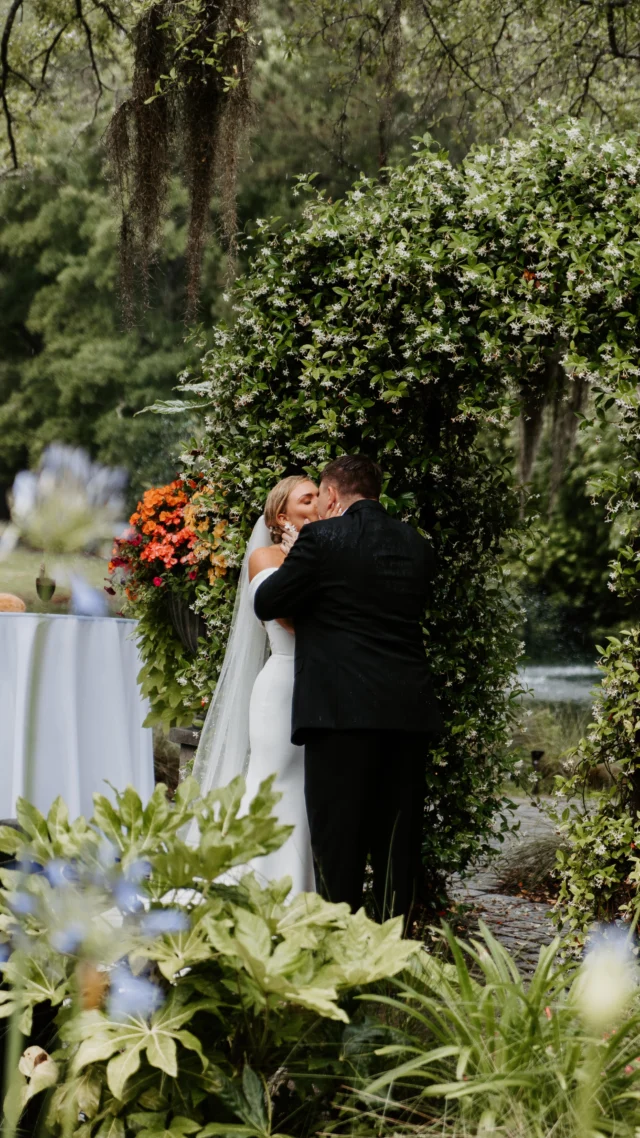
152 577 164 587
188 569 198 580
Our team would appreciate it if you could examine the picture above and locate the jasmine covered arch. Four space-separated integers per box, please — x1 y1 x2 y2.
166 115 640 883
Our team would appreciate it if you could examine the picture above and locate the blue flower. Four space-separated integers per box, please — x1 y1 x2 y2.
141 910 189 937
51 921 85 955
108 963 164 1022
124 859 152 883
113 880 146 914
44 859 76 888
11 892 36 916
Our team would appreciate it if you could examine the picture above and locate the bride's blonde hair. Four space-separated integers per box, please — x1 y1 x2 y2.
264 475 309 544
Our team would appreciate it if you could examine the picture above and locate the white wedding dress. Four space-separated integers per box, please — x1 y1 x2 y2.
243 568 314 894
187 517 314 897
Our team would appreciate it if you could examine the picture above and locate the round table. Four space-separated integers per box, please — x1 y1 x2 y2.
0 613 154 820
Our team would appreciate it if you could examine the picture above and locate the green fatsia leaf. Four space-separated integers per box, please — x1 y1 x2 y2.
163 777 291 887
208 905 347 1022
0 825 22 856
275 891 350 935
0 954 70 1024
213 1066 268 1132
94 781 196 864
173 776 201 812
135 1119 200 1138
146 1031 177 1077
126 1111 167 1132
142 904 225 982
90 794 124 849
315 909 420 988
173 1030 207 1069
47 796 70 841
107 1045 145 1099
95 1117 126 1138
15 798 49 843
74 992 219 1099
50 1068 103 1125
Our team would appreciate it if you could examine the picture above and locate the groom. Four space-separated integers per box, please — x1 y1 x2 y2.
253 455 443 920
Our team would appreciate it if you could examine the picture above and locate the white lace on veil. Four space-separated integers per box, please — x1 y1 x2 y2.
188 515 272 809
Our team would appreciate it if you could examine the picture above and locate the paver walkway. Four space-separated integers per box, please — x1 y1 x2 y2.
449 800 559 971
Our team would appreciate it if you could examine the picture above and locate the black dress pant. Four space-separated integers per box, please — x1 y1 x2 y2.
303 729 427 920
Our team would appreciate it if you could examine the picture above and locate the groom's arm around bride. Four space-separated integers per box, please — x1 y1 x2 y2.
254 455 443 924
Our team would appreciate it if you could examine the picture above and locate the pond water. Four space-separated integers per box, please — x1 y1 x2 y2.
518 664 601 704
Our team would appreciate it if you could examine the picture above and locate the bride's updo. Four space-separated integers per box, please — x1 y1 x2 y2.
264 475 308 544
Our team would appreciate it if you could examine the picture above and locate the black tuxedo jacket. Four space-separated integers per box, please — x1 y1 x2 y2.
253 499 443 744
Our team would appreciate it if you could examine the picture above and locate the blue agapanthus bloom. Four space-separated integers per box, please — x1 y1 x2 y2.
108 962 164 1022
141 910 190 937
44 859 77 888
113 880 146 914
51 921 86 955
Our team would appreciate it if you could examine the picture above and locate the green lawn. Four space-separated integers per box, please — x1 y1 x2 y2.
0 530 118 614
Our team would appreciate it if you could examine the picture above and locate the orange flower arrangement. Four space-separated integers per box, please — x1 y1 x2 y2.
108 479 227 600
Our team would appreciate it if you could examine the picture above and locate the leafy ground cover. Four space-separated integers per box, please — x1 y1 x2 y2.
3 781 640 1138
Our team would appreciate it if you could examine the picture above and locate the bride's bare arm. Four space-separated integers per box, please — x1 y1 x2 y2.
248 546 294 634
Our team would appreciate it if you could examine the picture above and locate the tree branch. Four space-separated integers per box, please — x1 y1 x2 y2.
90 0 127 35
606 0 640 63
0 0 24 169
75 0 104 92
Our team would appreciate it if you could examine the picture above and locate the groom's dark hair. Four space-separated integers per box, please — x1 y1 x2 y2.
320 455 382 500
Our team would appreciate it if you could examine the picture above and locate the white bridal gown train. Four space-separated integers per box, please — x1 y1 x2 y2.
243 567 314 894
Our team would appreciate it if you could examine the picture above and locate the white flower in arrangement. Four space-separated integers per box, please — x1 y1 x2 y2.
573 927 638 1030
1 444 127 559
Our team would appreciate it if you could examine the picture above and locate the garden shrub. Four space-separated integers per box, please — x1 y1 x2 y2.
0 780 418 1137
552 629 640 940
141 111 640 882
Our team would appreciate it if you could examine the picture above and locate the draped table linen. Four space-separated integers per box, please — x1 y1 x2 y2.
0 613 154 819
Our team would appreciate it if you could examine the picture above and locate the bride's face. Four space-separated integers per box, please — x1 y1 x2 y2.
279 480 319 532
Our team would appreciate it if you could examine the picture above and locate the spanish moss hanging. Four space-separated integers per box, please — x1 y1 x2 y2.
106 0 256 323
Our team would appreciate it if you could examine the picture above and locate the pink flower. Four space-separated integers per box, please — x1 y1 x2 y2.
152 577 164 587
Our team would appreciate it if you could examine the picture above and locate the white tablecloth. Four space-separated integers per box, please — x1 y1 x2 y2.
0 614 154 820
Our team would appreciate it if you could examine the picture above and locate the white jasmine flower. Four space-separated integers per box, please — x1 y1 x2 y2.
573 928 637 1030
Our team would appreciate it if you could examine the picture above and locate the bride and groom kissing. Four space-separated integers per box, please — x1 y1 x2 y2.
192 454 443 923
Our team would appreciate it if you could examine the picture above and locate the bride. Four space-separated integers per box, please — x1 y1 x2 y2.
189 475 320 894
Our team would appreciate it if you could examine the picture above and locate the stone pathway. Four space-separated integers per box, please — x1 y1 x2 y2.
450 800 559 972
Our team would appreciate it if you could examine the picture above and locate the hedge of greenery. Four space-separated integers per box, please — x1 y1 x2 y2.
148 111 640 886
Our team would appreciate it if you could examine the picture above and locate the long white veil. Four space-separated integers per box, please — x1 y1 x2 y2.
189 515 272 803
